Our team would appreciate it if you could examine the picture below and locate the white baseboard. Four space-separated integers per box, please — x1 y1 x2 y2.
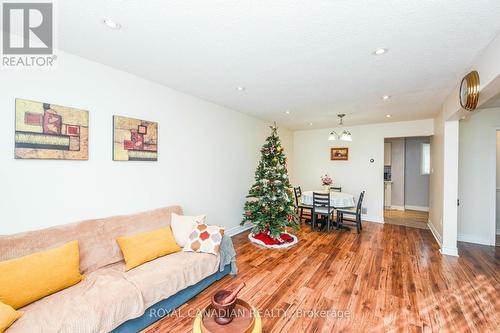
225 223 252 237
389 205 405 211
440 246 459 257
457 234 495 246
427 220 442 246
225 217 385 236
405 205 429 212
362 215 384 223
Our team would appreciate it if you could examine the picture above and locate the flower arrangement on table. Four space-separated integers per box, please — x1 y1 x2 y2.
321 174 333 191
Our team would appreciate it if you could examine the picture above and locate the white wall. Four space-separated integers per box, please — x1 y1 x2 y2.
441 120 459 256
429 33 500 255
0 51 293 235
429 111 444 243
458 107 500 245
293 119 433 223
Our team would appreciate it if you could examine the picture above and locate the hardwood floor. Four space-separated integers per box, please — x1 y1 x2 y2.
143 221 500 333
384 209 429 229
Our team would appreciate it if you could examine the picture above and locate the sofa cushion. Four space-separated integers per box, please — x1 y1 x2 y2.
100 206 183 272
0 205 183 274
124 251 220 308
0 219 107 275
6 267 144 333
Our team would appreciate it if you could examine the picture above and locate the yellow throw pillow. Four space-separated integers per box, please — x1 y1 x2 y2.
0 301 22 333
0 241 82 310
117 227 181 271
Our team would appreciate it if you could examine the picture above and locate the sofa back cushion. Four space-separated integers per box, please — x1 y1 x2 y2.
0 205 183 274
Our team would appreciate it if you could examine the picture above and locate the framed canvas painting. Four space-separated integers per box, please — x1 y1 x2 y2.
113 115 158 161
15 99 89 160
331 147 348 161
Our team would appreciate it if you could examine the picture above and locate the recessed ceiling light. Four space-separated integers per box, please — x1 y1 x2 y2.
386 114 392 118
373 48 388 55
103 18 121 30
236 86 245 91
382 95 391 100
284 110 290 115
308 122 313 126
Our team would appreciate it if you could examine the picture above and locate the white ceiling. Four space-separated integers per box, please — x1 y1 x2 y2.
57 0 500 129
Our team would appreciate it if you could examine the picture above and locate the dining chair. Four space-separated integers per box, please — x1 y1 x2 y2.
312 192 335 232
336 191 365 233
330 186 342 192
294 186 312 224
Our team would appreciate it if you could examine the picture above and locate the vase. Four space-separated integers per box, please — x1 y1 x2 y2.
323 185 330 192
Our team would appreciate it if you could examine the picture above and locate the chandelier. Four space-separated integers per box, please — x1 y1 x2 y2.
328 114 352 141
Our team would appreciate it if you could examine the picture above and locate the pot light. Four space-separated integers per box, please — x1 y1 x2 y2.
284 110 290 115
308 122 313 126
373 48 388 55
382 95 391 100
236 86 245 91
386 114 392 118
103 18 121 30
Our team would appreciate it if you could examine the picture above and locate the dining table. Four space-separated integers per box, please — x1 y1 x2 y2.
301 190 355 208
301 190 356 231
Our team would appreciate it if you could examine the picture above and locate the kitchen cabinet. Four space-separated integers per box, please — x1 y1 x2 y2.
384 182 392 207
384 143 392 166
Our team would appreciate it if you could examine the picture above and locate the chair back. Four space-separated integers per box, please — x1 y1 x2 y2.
356 191 365 214
313 192 331 210
293 187 302 206
330 186 342 192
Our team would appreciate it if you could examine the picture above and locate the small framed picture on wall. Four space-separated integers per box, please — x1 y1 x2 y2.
331 147 348 161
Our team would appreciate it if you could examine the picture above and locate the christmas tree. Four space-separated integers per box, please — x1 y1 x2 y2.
241 124 299 241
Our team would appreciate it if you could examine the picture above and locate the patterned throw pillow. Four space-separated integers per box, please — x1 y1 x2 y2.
183 224 224 255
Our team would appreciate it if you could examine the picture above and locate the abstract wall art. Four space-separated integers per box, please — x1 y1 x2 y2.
113 115 158 161
15 99 89 160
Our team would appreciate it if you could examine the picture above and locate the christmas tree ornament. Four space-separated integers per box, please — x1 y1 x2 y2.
241 123 299 248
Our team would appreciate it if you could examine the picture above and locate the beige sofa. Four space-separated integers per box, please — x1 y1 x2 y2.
0 205 222 333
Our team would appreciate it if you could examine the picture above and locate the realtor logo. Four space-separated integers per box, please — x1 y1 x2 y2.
2 1 56 67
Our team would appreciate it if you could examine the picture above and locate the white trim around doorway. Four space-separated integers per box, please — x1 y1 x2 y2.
405 205 429 212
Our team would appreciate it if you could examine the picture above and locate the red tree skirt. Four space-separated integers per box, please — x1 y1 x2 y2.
248 231 298 249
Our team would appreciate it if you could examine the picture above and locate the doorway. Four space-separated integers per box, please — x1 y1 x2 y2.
384 136 431 229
